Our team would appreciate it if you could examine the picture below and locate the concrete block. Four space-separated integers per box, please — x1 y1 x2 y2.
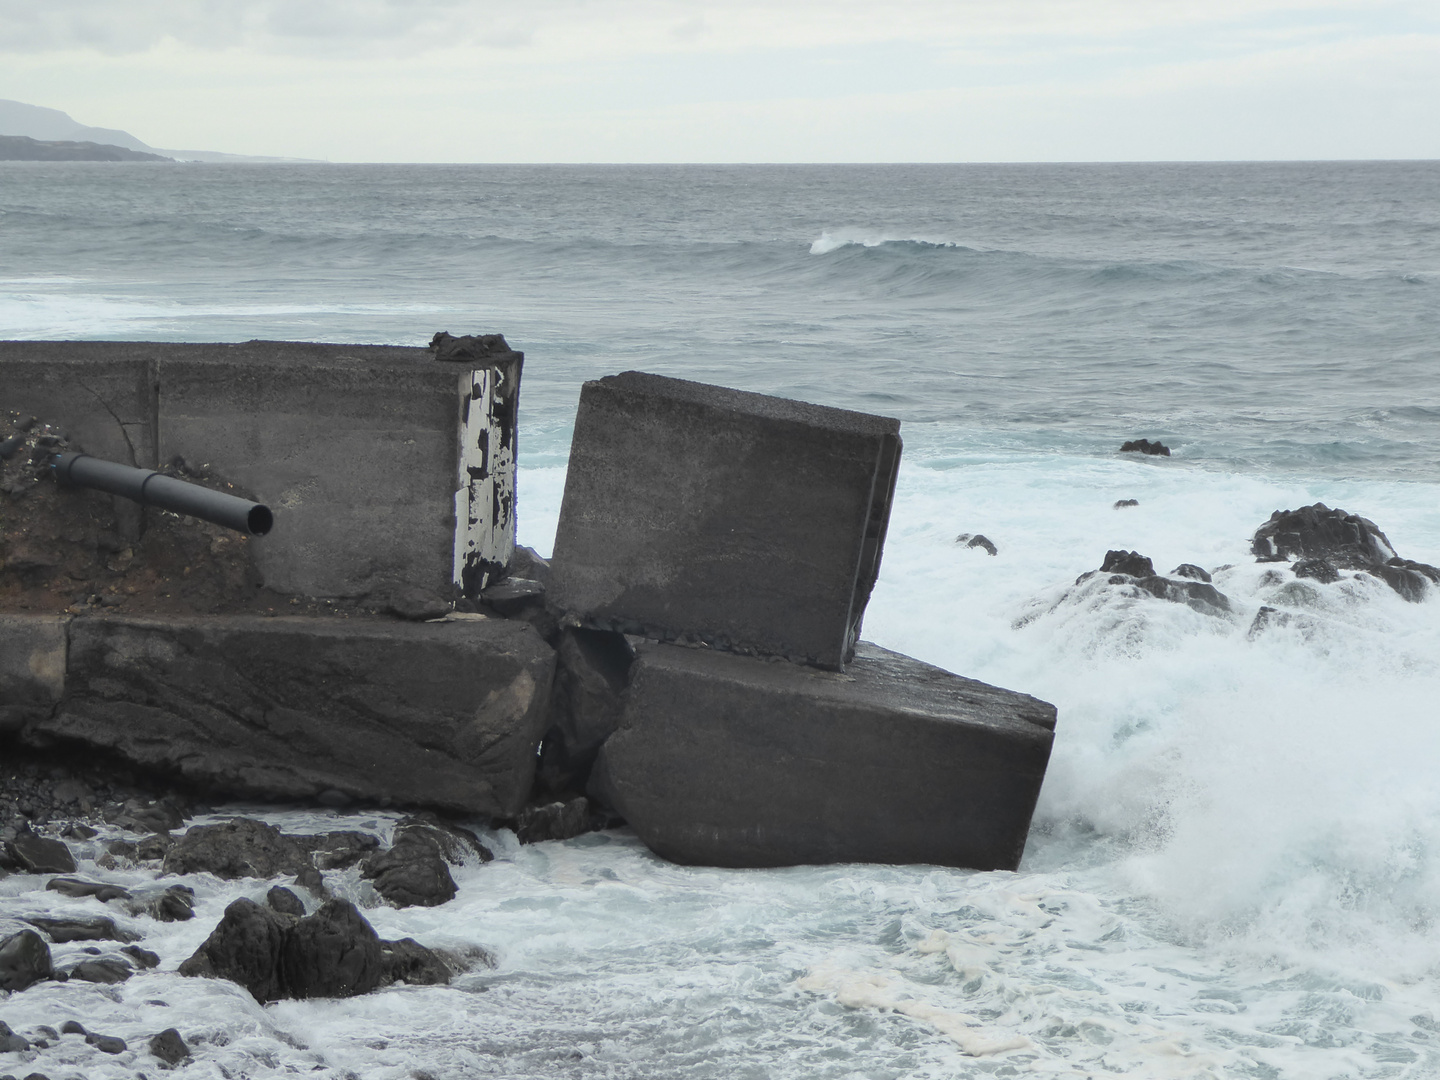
593 642 1057 871
2 339 524 601
28 614 555 816
549 372 901 670
0 614 68 735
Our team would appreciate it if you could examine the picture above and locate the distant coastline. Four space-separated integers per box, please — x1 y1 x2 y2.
0 133 172 162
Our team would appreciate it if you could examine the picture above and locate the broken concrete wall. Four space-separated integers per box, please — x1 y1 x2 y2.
0 339 523 601
548 372 902 670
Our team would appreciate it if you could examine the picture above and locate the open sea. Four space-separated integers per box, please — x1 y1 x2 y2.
2 161 1440 1079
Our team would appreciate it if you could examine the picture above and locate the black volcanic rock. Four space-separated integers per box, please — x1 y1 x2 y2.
5 826 76 874
178 897 293 1002
1252 503 1439 601
1099 550 1155 578
1120 439 1170 456
280 899 385 1000
163 818 311 880
0 928 51 991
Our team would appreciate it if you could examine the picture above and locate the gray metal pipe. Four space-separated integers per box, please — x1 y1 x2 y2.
53 452 273 536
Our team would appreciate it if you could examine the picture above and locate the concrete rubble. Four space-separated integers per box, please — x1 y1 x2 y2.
2 340 1057 877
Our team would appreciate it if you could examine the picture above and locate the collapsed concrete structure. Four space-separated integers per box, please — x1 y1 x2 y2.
1 338 1057 870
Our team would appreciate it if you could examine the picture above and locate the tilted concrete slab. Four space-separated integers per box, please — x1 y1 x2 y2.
593 642 1057 871
25 614 555 815
0 614 68 736
548 372 901 670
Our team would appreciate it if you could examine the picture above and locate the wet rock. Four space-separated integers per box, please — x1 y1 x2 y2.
1372 558 1440 603
4 826 76 874
1292 557 1340 584
178 896 294 1003
122 944 160 969
24 915 139 943
1252 503 1440 602
0 929 51 991
1133 575 1233 615
293 830 379 871
59 1021 86 1036
163 818 310 880
68 957 133 984
267 885 306 917
515 797 593 844
361 829 458 908
430 330 521 364
281 899 385 999
1098 550 1155 578
149 1027 191 1066
0 1021 30 1053
1253 503 1396 567
536 628 634 797
1171 563 1211 582
46 877 132 902
1119 438 1170 456
1113 499 1139 509
955 533 998 555
380 938 455 987
105 798 187 834
86 1032 127 1054
146 884 197 922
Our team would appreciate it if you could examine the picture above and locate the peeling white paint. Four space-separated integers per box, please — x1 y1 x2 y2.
454 359 521 596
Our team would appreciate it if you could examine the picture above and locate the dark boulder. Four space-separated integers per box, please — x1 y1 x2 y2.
178 897 294 1003
380 938 456 987
1373 558 1440 603
293 830 380 871
146 884 197 922
181 895 428 1002
67 957 132 984
267 885 307 917
1292 557 1340 584
149 1028 191 1066
1099 550 1155 578
1253 503 1395 567
361 828 458 908
4 827 76 874
46 877 132 902
515 797 593 843
1252 504 1440 601
536 628 634 797
280 899 385 1000
0 1020 30 1053
23 915 138 943
954 533 998 555
163 818 311 880
1119 439 1170 456
1113 499 1139 509
122 944 160 969
1133 575 1233 615
1171 564 1211 582
0 929 51 991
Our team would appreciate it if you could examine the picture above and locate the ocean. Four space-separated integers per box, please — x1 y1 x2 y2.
2 160 1439 1078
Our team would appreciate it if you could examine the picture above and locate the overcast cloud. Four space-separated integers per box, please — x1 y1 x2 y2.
1 0 1436 161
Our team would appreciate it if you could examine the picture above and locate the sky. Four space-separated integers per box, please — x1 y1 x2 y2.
1 0 1438 162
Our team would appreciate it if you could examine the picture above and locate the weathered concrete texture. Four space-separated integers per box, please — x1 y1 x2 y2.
0 614 68 735
594 642 1057 871
0 345 156 468
549 372 901 670
152 342 464 599
1 338 525 601
26 614 555 815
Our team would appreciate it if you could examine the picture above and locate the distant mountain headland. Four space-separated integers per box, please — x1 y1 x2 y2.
0 133 172 162
0 98 317 163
